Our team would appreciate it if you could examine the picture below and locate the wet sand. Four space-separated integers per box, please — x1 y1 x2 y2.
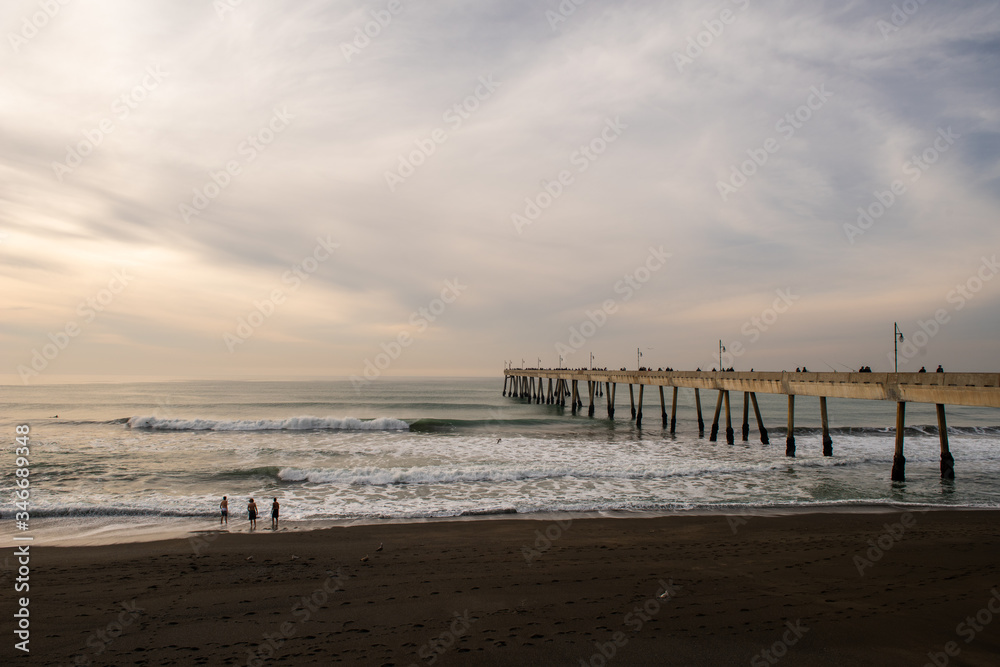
5 509 1000 666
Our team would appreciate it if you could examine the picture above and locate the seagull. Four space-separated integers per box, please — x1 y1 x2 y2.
360 555 369 562
375 543 383 552
246 556 253 561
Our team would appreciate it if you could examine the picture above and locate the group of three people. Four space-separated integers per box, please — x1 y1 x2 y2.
219 495 279 530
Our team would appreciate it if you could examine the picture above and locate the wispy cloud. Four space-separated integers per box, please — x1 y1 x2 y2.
1 0 998 380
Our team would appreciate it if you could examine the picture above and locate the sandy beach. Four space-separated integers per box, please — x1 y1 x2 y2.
3 509 998 666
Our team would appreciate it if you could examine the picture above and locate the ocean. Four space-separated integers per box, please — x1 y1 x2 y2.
2 377 1000 539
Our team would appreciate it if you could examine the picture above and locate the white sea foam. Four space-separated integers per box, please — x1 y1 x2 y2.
276 456 872 487
127 415 410 431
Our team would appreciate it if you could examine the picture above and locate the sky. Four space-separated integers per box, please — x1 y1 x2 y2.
2 0 999 383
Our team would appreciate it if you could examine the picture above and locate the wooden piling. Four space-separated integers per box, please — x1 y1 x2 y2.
658 386 667 428
606 382 614 419
741 392 750 441
502 376 508 397
670 387 678 434
571 380 578 415
786 395 795 457
724 390 734 444
636 384 644 428
750 392 768 444
892 401 906 481
629 384 636 420
695 388 704 435
588 381 595 417
709 390 723 442
936 403 954 480
820 396 832 456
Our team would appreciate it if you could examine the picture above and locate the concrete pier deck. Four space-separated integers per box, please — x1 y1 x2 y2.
503 370 1000 408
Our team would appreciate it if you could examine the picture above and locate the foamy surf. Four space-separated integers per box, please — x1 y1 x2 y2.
276 456 873 487
126 415 410 431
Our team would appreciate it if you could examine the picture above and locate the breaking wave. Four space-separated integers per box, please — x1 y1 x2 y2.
126 415 410 431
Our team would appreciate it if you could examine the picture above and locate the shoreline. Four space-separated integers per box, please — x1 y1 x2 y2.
5 502 997 547
6 509 1000 665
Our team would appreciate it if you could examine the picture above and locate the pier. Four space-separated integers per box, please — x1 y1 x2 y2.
502 370 1000 481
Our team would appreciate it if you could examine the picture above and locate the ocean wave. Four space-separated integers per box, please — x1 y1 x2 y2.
126 415 410 431
215 466 284 479
28 507 215 518
408 417 564 432
752 425 1000 437
276 457 870 487
20 499 1000 522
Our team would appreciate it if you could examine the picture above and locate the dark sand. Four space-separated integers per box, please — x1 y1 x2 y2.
5 510 1000 666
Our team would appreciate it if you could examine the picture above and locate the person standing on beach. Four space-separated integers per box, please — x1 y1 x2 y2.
271 497 280 530
220 496 228 526
248 498 258 530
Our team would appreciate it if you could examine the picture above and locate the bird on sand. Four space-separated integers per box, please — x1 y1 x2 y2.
375 543 383 552
360 555 369 562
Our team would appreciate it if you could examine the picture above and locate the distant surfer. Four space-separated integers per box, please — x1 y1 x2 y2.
220 496 228 526
497 438 501 444
248 498 258 530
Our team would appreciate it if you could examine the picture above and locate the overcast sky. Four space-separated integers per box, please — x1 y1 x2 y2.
2 0 999 383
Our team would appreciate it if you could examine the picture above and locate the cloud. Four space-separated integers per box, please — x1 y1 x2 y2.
1 0 999 381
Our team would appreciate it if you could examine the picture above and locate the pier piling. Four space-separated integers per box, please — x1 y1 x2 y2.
636 385 644 428
936 403 954 480
724 390 734 444
695 388 704 435
709 390 723 442
892 402 906 481
670 387 678 434
820 396 832 456
659 386 667 428
629 384 636 420
741 392 750 441
786 395 796 457
750 392 769 444
588 381 595 417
